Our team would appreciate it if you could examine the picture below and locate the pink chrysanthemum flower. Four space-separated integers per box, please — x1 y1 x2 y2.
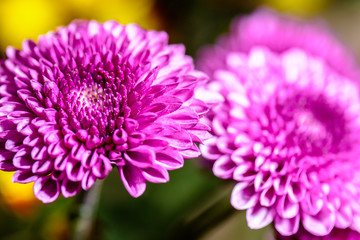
197 11 360 237
276 226 360 240
0 20 210 203
197 8 359 80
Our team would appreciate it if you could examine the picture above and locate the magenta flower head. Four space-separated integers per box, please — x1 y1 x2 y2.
276 226 360 240
197 8 359 80
197 9 360 237
0 20 210 203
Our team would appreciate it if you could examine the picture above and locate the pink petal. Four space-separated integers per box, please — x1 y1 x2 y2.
48 140 67 157
142 165 169 183
0 160 16 171
301 191 324 215
127 132 146 149
233 162 256 181
231 183 258 210
32 160 53 174
66 160 85 182
124 147 155 168
82 150 99 169
119 164 146 198
61 179 82 198
350 215 360 232
112 128 128 144
82 171 96 191
260 186 276 207
143 139 169 149
246 205 275 229
71 144 91 162
92 154 112 179
13 149 33 170
179 143 201 159
167 108 199 128
302 204 336 236
276 194 299 219
212 155 236 179
159 126 194 150
31 145 49 161
274 215 300 236
273 175 291 196
12 170 38 183
335 204 353 229
288 181 306 203
54 155 68 171
200 140 222 160
34 176 60 203
155 147 184 170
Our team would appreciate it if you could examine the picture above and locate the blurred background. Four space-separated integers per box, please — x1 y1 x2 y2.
0 0 359 239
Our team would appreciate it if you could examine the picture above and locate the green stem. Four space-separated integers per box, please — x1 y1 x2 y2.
73 180 103 240
169 184 238 239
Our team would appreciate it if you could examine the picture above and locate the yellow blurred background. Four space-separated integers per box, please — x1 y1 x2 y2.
0 0 161 49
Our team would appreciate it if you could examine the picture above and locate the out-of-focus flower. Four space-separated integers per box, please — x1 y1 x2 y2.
276 226 360 240
0 20 209 203
197 9 360 237
197 8 358 80
0 172 39 215
0 0 159 49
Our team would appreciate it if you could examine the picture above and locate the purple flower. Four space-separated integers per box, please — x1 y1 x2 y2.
197 10 360 237
0 20 210 203
197 8 359 80
276 226 360 240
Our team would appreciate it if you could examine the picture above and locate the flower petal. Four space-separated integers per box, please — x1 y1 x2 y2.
277 194 299 219
231 183 258 210
142 165 169 183
61 179 81 198
246 205 274 229
124 147 155 168
34 176 60 203
212 155 236 179
302 204 336 236
119 164 146 198
274 215 300 236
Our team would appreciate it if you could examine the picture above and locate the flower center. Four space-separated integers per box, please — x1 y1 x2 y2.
293 109 332 154
294 110 327 140
278 91 346 155
55 60 134 136
67 82 120 134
